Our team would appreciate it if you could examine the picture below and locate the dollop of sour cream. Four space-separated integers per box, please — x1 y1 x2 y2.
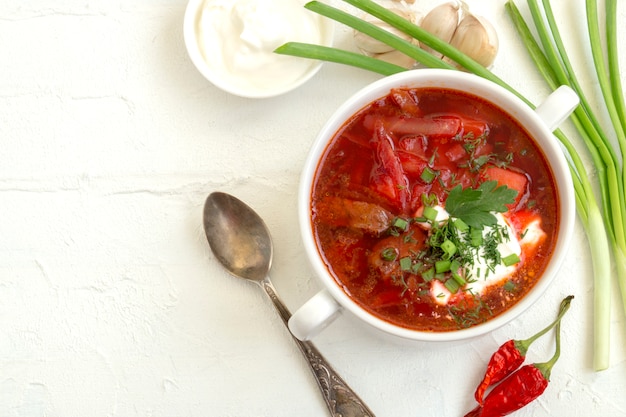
462 213 521 295
428 210 545 306
196 0 325 94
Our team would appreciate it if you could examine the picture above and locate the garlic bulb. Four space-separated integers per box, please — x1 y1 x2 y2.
353 8 419 69
418 1 468 60
419 1 499 69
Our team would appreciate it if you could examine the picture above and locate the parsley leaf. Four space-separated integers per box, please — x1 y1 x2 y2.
445 181 518 229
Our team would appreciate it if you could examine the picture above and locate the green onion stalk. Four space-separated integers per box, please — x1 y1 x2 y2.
275 0 624 370
509 0 626 371
588 0 626 285
503 0 618 371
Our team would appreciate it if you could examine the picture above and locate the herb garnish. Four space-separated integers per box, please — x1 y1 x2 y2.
380 182 520 297
445 181 518 229
448 293 494 328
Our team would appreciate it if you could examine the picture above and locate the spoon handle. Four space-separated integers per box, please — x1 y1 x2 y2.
261 277 377 417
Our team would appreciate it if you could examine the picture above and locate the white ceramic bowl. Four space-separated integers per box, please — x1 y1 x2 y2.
290 69 578 343
183 0 334 98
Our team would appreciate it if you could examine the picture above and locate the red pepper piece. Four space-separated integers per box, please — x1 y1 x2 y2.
473 340 525 404
474 295 573 404
466 364 549 417
465 297 570 417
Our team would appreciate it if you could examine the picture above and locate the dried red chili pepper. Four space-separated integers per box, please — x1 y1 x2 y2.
464 297 570 417
473 295 573 404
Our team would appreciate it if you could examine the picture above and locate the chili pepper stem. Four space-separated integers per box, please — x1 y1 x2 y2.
534 309 564 381
515 295 574 355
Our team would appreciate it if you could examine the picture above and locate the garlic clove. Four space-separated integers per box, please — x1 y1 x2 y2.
354 9 416 55
418 1 467 59
445 13 499 69
354 22 401 54
374 50 416 69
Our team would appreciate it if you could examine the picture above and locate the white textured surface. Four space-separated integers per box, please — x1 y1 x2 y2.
0 1 624 416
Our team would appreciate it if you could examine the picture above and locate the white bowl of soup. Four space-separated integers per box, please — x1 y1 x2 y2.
289 69 578 342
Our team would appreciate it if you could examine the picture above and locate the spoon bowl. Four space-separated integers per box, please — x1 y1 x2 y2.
202 191 376 417
203 191 272 282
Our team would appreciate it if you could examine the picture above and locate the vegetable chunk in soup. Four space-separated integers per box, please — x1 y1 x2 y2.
311 88 559 332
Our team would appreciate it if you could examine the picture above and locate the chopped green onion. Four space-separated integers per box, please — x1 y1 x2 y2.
441 239 457 259
449 259 466 286
450 259 461 272
452 272 466 286
393 217 409 231
502 253 521 266
470 228 483 247
453 218 469 232
421 167 438 184
445 278 460 294
422 267 435 282
435 260 451 274
399 256 412 271
380 247 397 262
423 206 438 222
422 193 439 207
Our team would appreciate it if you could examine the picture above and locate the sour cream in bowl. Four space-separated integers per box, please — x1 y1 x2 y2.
183 0 333 98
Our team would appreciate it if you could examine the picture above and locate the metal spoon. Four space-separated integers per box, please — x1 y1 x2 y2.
203 191 376 417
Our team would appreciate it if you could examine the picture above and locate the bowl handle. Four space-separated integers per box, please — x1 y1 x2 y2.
534 85 579 131
288 289 342 341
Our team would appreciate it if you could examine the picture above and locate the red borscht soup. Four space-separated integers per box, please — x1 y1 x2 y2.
311 87 559 332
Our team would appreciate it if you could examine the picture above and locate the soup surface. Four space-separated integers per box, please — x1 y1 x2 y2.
311 87 559 332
